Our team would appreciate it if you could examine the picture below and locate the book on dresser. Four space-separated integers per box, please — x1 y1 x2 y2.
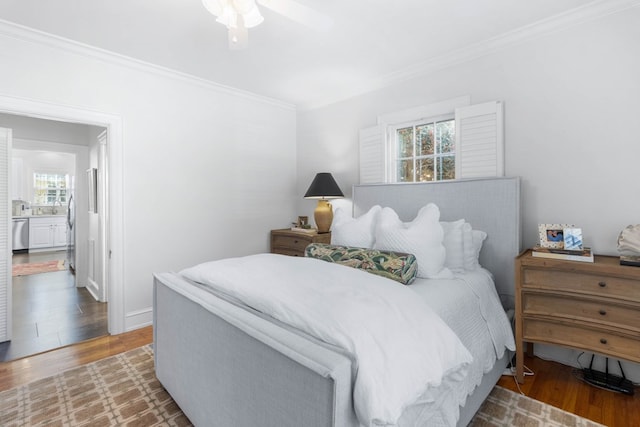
532 245 594 262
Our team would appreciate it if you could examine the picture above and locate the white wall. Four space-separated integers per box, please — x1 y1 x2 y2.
296 7 640 381
0 23 297 330
297 8 640 256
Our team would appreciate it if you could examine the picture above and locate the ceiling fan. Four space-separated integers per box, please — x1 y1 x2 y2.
202 0 333 49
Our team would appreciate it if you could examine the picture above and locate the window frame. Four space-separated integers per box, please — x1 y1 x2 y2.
388 112 456 183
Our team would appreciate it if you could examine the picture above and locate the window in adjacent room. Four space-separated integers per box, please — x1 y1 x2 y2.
33 172 69 205
390 116 455 182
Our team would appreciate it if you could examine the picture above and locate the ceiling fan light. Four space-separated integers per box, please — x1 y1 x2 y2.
241 6 264 28
216 5 238 28
202 0 223 17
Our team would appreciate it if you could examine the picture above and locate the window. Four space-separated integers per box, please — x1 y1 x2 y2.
33 172 69 205
359 99 504 184
391 117 455 182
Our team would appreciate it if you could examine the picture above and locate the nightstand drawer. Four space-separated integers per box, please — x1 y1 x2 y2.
522 269 640 303
522 292 640 333
270 229 331 257
523 318 640 364
272 234 313 252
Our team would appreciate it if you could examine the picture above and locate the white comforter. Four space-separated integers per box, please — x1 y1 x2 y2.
181 253 472 427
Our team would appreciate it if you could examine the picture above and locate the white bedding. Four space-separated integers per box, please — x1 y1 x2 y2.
181 253 472 427
399 269 515 426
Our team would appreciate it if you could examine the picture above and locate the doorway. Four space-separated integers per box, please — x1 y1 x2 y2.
0 97 124 360
0 115 109 361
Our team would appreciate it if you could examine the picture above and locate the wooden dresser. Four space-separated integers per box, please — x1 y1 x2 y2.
270 229 331 257
515 249 640 383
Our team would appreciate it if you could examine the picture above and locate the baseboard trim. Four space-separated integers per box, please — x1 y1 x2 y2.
125 308 153 332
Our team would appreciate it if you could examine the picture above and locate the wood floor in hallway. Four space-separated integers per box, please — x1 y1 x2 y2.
0 250 108 362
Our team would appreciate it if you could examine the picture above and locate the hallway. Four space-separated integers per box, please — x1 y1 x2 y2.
0 251 108 362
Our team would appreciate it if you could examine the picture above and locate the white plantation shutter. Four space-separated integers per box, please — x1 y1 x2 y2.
455 101 504 178
359 125 386 184
0 127 11 343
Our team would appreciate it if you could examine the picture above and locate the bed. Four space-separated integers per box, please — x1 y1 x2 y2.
153 176 521 427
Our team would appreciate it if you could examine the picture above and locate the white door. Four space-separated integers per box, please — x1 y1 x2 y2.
0 127 12 343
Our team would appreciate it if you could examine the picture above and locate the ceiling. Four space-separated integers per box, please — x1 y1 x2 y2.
0 0 629 109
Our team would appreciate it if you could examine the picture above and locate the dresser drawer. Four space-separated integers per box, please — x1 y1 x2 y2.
523 318 640 363
522 268 640 303
522 292 640 333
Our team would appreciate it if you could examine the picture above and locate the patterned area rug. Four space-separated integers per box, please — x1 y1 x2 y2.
0 345 603 427
470 386 604 427
12 260 66 277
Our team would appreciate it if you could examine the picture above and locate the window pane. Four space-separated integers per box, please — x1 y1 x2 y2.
397 159 414 182
417 158 434 182
396 127 413 158
438 155 456 180
436 119 455 154
416 124 434 156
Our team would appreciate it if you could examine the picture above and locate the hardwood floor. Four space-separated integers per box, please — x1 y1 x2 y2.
0 250 108 362
0 325 153 392
497 353 640 427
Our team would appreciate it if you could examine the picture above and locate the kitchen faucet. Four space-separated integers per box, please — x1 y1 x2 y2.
53 199 62 214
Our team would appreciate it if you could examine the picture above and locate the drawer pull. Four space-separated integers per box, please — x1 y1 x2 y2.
598 281 607 288
599 309 607 316
600 338 608 345
294 240 299 244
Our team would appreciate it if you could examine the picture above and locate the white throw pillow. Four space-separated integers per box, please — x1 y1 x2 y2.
441 219 470 273
332 205 382 248
463 226 487 271
374 204 452 279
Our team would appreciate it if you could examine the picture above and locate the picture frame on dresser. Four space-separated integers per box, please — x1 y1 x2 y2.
538 223 573 249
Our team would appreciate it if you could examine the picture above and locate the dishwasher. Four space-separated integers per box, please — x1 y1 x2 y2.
12 218 29 252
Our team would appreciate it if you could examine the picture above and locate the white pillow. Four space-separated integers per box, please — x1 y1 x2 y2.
463 226 487 271
374 204 452 279
441 219 471 272
332 205 382 248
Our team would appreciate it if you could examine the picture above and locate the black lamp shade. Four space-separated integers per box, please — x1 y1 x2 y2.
304 173 344 199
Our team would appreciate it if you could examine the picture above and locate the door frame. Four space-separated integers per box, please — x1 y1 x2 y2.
0 94 125 334
1 127 13 342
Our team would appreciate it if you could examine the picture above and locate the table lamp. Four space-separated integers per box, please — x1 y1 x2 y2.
304 173 344 233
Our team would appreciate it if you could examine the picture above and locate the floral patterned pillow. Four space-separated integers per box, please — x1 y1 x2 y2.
305 243 418 285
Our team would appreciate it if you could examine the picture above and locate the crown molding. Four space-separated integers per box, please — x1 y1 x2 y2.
301 0 640 110
0 19 295 112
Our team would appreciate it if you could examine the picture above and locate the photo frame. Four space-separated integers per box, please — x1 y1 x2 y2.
538 223 574 249
563 227 584 250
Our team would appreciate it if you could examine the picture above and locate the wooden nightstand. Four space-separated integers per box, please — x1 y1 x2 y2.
514 249 640 383
270 229 331 257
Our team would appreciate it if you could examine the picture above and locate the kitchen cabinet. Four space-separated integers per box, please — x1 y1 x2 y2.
29 216 67 250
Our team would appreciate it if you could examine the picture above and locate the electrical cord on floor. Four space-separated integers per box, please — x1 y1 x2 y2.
502 357 534 396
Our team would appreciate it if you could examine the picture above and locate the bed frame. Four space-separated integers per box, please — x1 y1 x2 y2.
153 177 521 427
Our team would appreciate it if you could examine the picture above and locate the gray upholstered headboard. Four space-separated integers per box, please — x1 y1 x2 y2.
353 177 521 308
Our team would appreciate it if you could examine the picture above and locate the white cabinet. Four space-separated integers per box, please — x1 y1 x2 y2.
29 216 67 250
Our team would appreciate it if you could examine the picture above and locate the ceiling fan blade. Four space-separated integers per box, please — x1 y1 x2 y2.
257 0 333 31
